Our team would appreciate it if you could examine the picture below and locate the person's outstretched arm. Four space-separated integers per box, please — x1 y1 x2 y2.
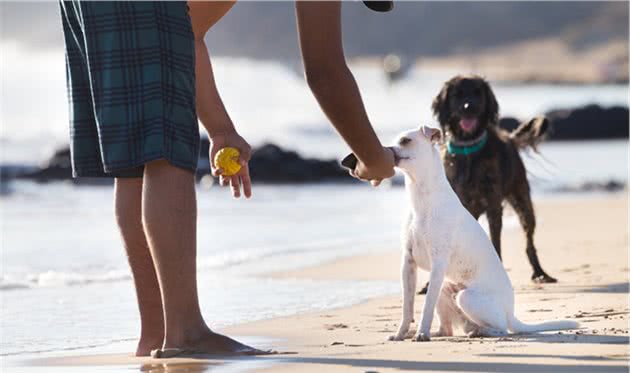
189 1 252 198
296 2 394 185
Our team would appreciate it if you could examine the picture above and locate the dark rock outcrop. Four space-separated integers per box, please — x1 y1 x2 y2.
9 141 353 184
552 180 626 193
499 104 628 141
249 143 351 183
197 140 352 183
545 105 629 140
4 103 627 184
498 117 520 132
20 147 72 182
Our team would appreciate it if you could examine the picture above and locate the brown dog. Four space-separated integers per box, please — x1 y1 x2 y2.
431 75 556 284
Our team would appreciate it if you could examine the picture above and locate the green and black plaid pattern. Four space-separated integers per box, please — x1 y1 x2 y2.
60 1 199 177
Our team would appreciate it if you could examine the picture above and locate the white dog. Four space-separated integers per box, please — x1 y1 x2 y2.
388 125 578 341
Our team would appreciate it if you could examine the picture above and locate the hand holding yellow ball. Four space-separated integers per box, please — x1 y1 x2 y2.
214 147 242 176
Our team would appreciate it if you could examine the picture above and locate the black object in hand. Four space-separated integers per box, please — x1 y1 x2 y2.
363 1 394 12
341 153 358 170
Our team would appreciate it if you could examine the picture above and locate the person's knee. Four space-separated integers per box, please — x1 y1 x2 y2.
115 176 143 187
144 159 193 180
114 178 144 232
144 159 171 171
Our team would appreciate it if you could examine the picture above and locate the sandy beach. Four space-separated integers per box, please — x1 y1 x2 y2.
16 193 628 372
2 2 628 372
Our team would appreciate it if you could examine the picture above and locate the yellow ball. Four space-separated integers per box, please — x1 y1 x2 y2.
214 147 241 176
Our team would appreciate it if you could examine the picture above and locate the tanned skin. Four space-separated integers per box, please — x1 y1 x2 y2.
191 1 395 192
113 1 396 356
296 2 395 186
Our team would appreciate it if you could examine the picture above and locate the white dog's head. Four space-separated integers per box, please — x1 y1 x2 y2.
391 125 442 179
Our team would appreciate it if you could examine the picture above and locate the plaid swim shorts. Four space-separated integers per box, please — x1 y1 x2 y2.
59 1 199 178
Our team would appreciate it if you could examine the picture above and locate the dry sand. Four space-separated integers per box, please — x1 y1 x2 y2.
23 194 629 372
416 38 629 84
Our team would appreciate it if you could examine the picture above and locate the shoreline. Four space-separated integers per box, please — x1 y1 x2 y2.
231 194 630 372
12 194 630 372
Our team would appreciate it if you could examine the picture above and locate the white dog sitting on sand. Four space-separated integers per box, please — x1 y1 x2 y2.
388 125 578 342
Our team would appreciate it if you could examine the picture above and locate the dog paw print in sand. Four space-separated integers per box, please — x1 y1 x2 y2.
570 309 630 335
376 328 395 333
379 305 401 309
601 327 629 335
329 341 368 348
573 308 628 319
562 264 591 273
325 323 349 330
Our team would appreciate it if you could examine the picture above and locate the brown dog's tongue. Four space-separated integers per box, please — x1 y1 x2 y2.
459 118 478 132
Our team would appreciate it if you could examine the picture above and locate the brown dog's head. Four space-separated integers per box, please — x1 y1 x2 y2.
431 75 499 140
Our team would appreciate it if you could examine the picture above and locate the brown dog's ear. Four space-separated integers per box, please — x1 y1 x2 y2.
481 78 499 124
421 125 442 144
431 80 451 125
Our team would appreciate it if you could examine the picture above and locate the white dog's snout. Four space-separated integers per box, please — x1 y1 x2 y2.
390 145 412 166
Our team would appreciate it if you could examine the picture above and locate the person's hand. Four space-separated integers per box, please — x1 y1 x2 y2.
350 147 395 187
209 131 252 198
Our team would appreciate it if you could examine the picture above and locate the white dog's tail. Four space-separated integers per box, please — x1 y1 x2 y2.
508 314 579 333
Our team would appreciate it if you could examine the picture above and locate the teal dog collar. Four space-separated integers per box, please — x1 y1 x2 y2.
446 131 488 156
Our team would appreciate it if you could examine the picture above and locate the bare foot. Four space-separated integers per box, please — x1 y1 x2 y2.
161 328 273 356
136 338 164 356
136 334 164 357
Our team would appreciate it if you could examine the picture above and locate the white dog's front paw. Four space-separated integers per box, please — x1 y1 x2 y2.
388 333 405 341
413 331 431 342
388 324 410 341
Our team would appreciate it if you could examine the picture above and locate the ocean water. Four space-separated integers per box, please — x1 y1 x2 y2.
1 55 629 163
1 183 408 357
1 57 629 358
1 138 628 357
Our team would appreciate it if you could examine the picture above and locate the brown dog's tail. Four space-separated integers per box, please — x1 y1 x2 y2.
509 117 550 151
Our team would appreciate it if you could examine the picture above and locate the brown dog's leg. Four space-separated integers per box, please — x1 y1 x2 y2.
508 193 557 283
418 282 429 295
486 204 503 260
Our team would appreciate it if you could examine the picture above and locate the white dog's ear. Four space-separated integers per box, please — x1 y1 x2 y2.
421 125 442 144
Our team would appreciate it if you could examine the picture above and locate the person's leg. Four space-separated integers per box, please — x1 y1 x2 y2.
114 177 164 356
142 159 262 354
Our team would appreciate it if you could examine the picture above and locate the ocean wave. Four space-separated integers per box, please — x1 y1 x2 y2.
196 237 371 271
0 236 385 291
0 270 132 291
0 282 31 291
0 338 136 357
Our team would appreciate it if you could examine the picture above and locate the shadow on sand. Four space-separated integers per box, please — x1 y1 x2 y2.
478 353 628 361
429 333 629 346
30 334 629 372
577 282 630 293
516 282 630 295
138 334 629 373
139 355 628 372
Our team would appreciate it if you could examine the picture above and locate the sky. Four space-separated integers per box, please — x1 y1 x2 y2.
1 2 68 145
1 1 627 159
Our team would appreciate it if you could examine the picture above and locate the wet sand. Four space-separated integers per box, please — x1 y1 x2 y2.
18 194 629 372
